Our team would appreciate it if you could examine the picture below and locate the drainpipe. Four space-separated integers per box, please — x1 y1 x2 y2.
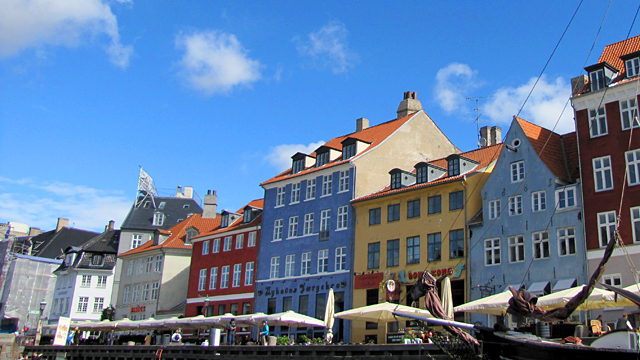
461 177 469 323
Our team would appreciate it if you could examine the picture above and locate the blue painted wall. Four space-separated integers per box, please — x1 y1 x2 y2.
257 165 354 342
467 121 587 326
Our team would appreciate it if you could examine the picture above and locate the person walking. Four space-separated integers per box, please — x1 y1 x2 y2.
259 321 269 346
106 330 115 345
226 319 236 345
73 327 81 346
144 333 152 346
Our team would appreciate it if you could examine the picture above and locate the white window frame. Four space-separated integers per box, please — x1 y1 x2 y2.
77 297 89 313
602 273 622 287
335 247 346 271
152 213 164 226
276 187 285 207
270 257 280 279
223 236 232 251
273 219 283 241
589 106 608 138
320 210 331 231
301 252 311 275
146 256 153 273
123 287 130 304
484 238 501 266
337 206 348 230
142 284 149 301
151 283 159 300
248 232 257 247
132 285 139 303
338 171 349 193
620 98 639 130
511 161 524 183
306 179 316 200
97 276 107 288
556 186 577 210
220 265 230 288
132 234 143 249
232 263 242 287
236 234 244 249
593 156 614 192
631 206 640 243
508 235 525 263
202 240 210 255
304 213 314 235
532 231 550 260
285 255 295 277
558 227 576 256
209 267 218 290
322 175 332 197
508 195 522 216
81 275 91 287
244 262 254 286
531 190 546 212
291 183 301 204
212 238 221 253
318 249 329 273
198 269 207 291
626 149 640 186
598 210 617 248
288 216 298 238
488 199 501 220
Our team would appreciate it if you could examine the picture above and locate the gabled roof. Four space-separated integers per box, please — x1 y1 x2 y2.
81 229 120 253
30 227 100 259
121 196 203 231
261 113 418 186
119 214 221 257
597 34 640 81
352 144 502 203
515 117 579 183
193 199 264 239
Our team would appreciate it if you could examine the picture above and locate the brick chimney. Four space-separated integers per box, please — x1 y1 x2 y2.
356 118 369 132
203 190 218 219
105 220 115 232
56 218 68 232
397 91 423 118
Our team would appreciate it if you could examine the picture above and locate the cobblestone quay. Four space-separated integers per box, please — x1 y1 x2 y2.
24 344 449 360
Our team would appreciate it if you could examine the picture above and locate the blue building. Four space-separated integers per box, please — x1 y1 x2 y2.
467 117 586 327
255 92 459 342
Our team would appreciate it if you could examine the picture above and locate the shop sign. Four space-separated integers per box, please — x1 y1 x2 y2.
398 264 464 283
386 333 404 344
354 273 383 289
257 281 346 297
130 306 146 313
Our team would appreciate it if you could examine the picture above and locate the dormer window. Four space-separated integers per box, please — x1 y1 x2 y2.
65 253 76 266
389 169 415 190
292 159 305 174
159 202 166 209
416 165 428 184
448 158 460 177
152 212 164 226
221 213 229 228
92 255 104 266
626 57 640 78
244 208 253 223
342 143 356 160
586 62 618 92
590 69 605 91
186 229 199 243
316 152 330 167
391 172 402 190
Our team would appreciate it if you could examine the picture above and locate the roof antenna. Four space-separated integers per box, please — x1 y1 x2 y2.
466 96 492 147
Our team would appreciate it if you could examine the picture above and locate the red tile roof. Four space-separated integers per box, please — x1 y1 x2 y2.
119 214 222 257
193 199 264 239
352 143 503 203
597 34 640 79
515 117 579 182
261 113 418 186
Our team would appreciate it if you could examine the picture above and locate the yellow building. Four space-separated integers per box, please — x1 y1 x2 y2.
350 143 501 344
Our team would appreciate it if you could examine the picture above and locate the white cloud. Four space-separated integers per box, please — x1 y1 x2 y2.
0 177 131 232
175 30 261 95
433 63 478 114
296 21 358 74
0 0 133 68
265 141 326 172
483 75 574 133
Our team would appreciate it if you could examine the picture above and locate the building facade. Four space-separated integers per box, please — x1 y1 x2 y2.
467 117 585 327
351 139 501 344
257 92 459 342
571 35 640 326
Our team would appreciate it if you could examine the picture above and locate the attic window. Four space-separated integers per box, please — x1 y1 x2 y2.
342 144 356 160
153 213 164 226
221 213 229 228
416 166 428 184
448 158 460 177
626 57 640 78
316 152 330 167
390 172 402 190
159 202 166 209
65 253 76 266
292 159 305 174
183 204 190 209
92 255 104 266
186 230 199 243
144 201 151 208
244 208 252 223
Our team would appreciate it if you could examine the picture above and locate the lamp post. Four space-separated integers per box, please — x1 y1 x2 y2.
204 295 210 317
35 300 46 345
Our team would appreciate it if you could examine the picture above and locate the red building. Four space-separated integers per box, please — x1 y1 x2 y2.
571 35 640 295
186 199 263 320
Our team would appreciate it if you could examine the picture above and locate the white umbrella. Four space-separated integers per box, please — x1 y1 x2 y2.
453 288 513 315
536 285 614 311
113 318 139 330
256 311 325 327
324 289 335 343
136 317 171 330
334 302 431 322
442 277 454 319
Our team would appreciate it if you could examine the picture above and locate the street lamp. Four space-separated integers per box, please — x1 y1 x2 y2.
35 300 46 345
204 295 210 317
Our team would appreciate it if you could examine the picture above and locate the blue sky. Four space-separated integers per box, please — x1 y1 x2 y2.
1 0 638 232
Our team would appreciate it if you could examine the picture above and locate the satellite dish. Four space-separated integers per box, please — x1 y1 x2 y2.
478 138 487 147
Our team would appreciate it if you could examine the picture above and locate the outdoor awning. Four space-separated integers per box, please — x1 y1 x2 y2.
527 281 550 295
552 278 577 292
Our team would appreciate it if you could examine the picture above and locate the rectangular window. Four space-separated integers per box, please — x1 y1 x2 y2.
593 156 614 191
232 264 242 287
365 289 378 329
127 261 133 276
591 69 605 91
213 238 221 252
202 240 210 255
509 195 522 216
317 152 330 167
589 107 608 137
273 219 283 241
511 161 525 182
270 257 279 279
632 207 640 243
391 172 402 190
320 210 331 231
154 255 162 272
508 235 525 263
428 233 442 262
81 275 91 287
532 231 550 259
369 208 381 225
245 262 254 286
136 258 143 274
223 236 232 251
306 179 316 200
367 242 380 269
219 304 227 316
77 297 89 313
448 158 460 176
292 159 305 174
304 213 314 235
343 143 356 159
407 199 420 218
198 269 207 291
152 213 164 226
339 170 349 192
146 256 153 273
132 285 139 303
285 255 295 277
209 267 218 290
598 211 617 248
290 183 301 204
406 236 420 265
449 191 464 211
388 204 400 222
235 234 244 249
299 295 309 316
556 187 576 209
417 166 428 184
449 229 464 259
248 232 257 247
484 238 501 266
220 266 230 288
626 149 640 186
288 216 299 238
558 227 576 256
276 187 285 207
322 175 332 196
627 58 640 78
428 195 441 214
301 252 311 275
335 247 346 271
142 284 149 301
318 249 329 273
97 276 107 288
621 98 639 130
387 239 400 267
132 234 143 249
151 283 159 300
603 274 622 286
488 199 501 220
532 191 546 212
337 206 348 229
123 286 130 304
